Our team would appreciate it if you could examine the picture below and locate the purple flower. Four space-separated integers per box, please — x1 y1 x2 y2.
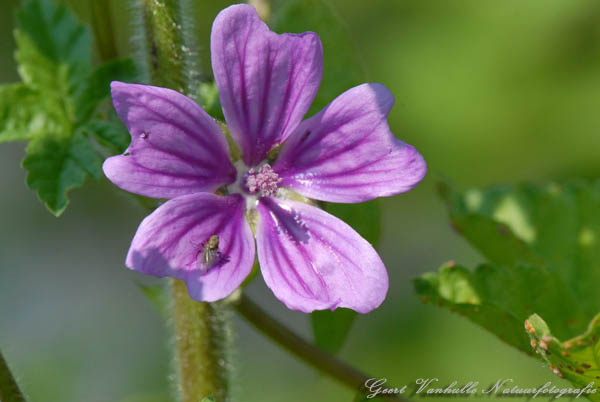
103 4 426 313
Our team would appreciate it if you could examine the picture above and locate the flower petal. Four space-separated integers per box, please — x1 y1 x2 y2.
273 83 427 203
103 82 236 199
126 193 254 302
211 4 323 166
255 197 388 313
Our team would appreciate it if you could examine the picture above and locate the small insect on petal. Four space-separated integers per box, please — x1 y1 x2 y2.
197 235 223 272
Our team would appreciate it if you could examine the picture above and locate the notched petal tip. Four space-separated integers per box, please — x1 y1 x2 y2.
211 3 323 166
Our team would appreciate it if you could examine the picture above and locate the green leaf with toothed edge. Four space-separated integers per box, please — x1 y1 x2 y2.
414 262 584 354
525 313 600 401
0 83 52 143
7 0 139 215
23 130 102 216
75 58 138 122
416 180 600 389
81 115 131 154
436 180 600 318
16 0 93 66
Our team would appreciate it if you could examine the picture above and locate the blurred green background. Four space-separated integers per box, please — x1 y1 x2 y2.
1 0 599 401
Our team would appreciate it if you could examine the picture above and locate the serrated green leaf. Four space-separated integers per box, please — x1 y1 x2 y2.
82 117 131 154
23 131 102 216
440 181 600 318
417 180 600 388
271 0 365 116
16 0 92 65
415 262 585 353
311 308 357 354
0 83 51 143
8 0 129 215
76 59 137 121
525 314 600 401
14 0 92 117
12 29 100 215
15 30 86 125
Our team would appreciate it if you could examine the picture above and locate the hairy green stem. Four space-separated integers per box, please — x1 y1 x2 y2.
0 350 26 402
90 0 119 61
134 1 230 400
233 293 406 401
137 0 186 92
171 280 231 402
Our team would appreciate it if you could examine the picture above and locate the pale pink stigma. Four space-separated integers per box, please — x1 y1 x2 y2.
245 164 282 197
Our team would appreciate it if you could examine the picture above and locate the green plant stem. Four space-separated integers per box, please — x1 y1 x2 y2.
0 350 26 402
138 0 186 92
90 0 119 61
135 1 230 400
171 280 230 402
233 293 406 401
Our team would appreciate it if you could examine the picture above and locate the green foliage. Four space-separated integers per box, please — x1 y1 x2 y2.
22 131 102 215
415 262 585 353
81 116 130 154
323 200 381 247
196 81 224 122
3 0 136 215
120 394 170 402
76 58 137 122
16 0 92 65
0 83 49 143
311 309 357 354
416 180 600 386
137 283 170 320
271 0 365 116
525 314 600 401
